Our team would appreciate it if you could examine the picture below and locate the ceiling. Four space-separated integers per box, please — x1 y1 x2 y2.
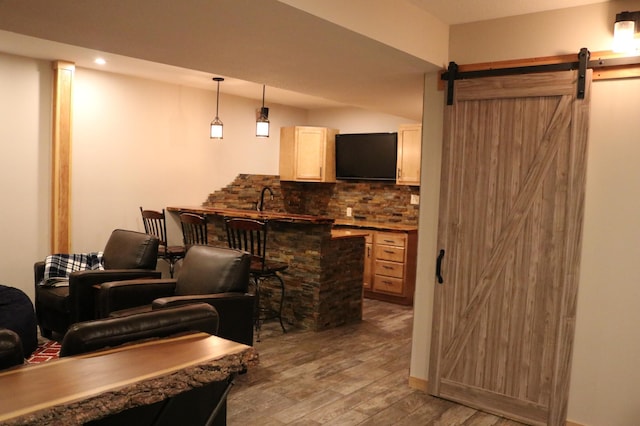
0 0 611 121
408 0 610 25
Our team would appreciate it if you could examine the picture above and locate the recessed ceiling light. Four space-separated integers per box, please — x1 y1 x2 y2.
94 58 106 65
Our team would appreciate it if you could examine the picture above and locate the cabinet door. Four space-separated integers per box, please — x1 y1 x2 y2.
374 245 405 263
373 275 404 295
363 242 373 290
374 259 404 278
295 127 326 180
396 124 422 185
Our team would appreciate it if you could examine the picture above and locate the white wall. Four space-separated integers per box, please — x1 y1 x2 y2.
0 55 411 300
410 1 640 425
0 59 310 296
70 68 309 252
308 106 415 133
568 77 640 426
0 53 51 301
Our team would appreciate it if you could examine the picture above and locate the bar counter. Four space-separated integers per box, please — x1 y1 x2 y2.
167 206 364 331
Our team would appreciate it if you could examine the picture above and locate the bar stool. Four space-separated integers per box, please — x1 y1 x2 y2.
140 207 186 278
223 217 286 340
180 213 208 251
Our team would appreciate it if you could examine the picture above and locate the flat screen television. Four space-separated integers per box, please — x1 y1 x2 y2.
335 132 398 181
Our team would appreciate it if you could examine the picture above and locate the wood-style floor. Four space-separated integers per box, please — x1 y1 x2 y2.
227 299 526 425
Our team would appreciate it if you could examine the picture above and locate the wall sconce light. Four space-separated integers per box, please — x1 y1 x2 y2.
256 85 270 138
613 11 640 53
210 77 224 139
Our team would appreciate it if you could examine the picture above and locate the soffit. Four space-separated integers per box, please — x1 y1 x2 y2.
0 0 615 120
408 0 612 24
0 0 432 120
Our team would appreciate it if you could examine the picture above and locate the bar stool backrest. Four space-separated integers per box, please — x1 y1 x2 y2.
223 217 268 273
140 207 168 247
180 213 208 251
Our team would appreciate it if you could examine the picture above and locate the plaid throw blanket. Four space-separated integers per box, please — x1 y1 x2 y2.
42 252 104 287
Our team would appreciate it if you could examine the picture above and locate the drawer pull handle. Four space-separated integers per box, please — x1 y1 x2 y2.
436 249 445 284
384 250 395 254
383 265 393 269
383 240 395 243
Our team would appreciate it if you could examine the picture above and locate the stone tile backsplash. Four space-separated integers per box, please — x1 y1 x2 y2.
203 174 419 226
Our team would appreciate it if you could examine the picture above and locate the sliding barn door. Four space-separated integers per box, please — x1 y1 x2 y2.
429 70 591 425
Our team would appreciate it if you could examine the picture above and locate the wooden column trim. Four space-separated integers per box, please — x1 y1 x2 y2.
438 50 640 90
51 61 75 253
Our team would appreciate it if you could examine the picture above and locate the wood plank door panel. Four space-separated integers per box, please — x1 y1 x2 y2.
429 70 591 425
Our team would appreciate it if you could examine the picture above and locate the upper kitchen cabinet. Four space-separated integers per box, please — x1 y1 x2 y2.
280 126 339 182
396 124 422 186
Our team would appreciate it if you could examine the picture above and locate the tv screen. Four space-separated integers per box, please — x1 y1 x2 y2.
335 132 398 181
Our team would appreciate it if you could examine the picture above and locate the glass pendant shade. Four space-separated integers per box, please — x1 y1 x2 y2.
256 107 270 137
210 117 223 139
256 85 270 138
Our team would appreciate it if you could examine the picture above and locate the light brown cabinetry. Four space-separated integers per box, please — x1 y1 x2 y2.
362 232 373 290
396 124 422 186
347 228 417 305
373 232 406 295
279 126 339 182
369 231 416 305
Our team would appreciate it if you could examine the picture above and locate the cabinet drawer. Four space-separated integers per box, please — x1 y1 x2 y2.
375 232 406 247
374 245 405 263
374 259 404 278
373 275 404 295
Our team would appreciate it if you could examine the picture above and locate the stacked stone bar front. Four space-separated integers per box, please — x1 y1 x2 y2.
204 215 364 331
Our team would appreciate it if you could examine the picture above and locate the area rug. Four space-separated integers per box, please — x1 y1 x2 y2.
27 340 61 364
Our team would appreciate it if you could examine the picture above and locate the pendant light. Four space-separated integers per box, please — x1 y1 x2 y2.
256 84 270 138
210 77 224 139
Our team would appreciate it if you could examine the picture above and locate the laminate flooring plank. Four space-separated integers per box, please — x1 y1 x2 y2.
357 405 410 426
431 403 479 424
228 299 524 426
271 389 344 424
299 386 387 424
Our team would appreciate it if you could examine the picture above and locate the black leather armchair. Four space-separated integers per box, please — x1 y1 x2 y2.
34 229 161 338
99 245 255 346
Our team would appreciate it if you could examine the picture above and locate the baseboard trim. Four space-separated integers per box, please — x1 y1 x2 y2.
408 376 428 392
407 377 584 426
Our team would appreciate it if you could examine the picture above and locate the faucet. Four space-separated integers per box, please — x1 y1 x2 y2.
257 186 274 211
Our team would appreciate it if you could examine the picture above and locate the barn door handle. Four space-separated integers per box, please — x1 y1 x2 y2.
436 249 445 284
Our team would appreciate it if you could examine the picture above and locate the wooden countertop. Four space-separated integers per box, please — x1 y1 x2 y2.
333 219 418 232
168 206 335 225
331 228 371 240
0 333 257 425
167 206 417 231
